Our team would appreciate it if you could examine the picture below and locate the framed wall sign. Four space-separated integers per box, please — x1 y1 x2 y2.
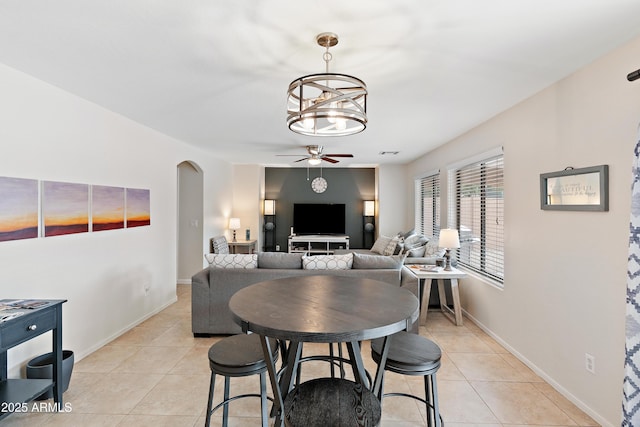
540 165 608 211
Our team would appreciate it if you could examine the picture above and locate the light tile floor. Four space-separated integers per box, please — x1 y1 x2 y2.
4 284 599 426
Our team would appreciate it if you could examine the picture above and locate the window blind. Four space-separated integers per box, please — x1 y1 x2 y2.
449 154 504 284
415 172 440 238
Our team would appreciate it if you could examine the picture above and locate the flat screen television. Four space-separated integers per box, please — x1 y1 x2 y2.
293 203 346 235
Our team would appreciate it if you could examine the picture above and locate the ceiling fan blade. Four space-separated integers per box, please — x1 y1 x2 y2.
293 158 308 163
322 157 339 164
323 154 353 158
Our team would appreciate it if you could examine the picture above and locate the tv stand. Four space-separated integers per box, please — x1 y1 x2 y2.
288 235 349 255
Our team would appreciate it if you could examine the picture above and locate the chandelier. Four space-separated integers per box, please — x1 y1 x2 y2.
287 33 368 137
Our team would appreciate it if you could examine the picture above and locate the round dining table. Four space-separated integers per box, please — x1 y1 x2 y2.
229 274 419 426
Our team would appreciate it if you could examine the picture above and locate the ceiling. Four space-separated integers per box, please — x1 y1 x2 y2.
1 1 640 167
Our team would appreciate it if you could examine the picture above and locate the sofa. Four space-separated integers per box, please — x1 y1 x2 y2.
191 251 419 336
335 230 448 266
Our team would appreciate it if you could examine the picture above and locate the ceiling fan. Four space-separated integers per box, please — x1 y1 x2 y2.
277 145 353 164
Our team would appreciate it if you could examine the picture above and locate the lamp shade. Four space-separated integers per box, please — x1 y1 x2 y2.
364 200 375 216
229 218 241 230
264 200 275 215
438 229 460 249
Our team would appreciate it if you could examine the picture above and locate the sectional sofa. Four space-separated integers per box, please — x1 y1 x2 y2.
191 251 419 335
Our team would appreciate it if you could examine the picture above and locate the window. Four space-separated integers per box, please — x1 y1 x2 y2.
415 171 440 238
449 151 504 285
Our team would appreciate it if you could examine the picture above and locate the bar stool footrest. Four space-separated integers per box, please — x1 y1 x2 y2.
210 393 274 415
382 393 443 425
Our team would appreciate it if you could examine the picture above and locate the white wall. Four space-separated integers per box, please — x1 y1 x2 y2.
231 164 262 245
377 164 408 236
406 36 640 425
0 63 233 375
177 161 203 283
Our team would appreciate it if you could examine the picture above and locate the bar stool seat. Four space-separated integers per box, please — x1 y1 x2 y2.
371 331 442 427
205 334 278 427
284 377 381 427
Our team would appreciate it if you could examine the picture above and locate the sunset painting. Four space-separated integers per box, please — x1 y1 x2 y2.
92 185 125 231
126 188 150 227
0 176 39 242
43 181 89 237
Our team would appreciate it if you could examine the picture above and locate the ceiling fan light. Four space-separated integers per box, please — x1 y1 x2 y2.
308 157 322 166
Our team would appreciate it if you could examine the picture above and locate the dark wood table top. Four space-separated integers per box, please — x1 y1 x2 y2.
229 275 419 343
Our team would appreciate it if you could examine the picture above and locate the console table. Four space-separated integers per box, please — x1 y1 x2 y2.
288 234 349 255
0 299 66 420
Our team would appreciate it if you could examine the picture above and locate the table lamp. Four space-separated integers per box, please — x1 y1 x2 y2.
229 217 241 242
438 228 460 271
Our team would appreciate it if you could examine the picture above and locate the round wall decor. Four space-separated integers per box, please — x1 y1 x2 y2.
311 176 328 193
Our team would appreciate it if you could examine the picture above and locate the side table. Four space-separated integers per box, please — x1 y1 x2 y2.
227 239 256 254
408 266 467 326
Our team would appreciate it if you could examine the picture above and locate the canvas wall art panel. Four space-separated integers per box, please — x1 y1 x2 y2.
43 181 89 237
92 185 125 231
0 176 39 242
126 188 150 227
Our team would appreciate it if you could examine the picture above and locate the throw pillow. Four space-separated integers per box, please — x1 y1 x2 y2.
352 253 404 269
370 235 392 255
258 252 303 269
302 253 353 270
404 234 429 251
424 240 446 258
208 254 257 269
383 235 400 256
210 235 230 254
402 229 416 240
406 245 427 257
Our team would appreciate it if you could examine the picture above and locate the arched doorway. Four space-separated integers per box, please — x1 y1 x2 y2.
177 161 203 284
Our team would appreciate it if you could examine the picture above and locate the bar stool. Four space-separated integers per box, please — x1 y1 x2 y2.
371 331 443 427
205 334 278 427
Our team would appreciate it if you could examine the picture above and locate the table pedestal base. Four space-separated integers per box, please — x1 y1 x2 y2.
284 377 381 427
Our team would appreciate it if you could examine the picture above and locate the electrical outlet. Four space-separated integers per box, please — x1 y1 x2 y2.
275 244 280 251
585 353 595 374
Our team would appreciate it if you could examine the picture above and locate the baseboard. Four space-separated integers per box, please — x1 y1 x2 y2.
462 309 612 427
177 278 191 285
73 295 178 363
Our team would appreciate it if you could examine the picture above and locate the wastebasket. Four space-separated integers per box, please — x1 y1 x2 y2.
26 350 74 400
